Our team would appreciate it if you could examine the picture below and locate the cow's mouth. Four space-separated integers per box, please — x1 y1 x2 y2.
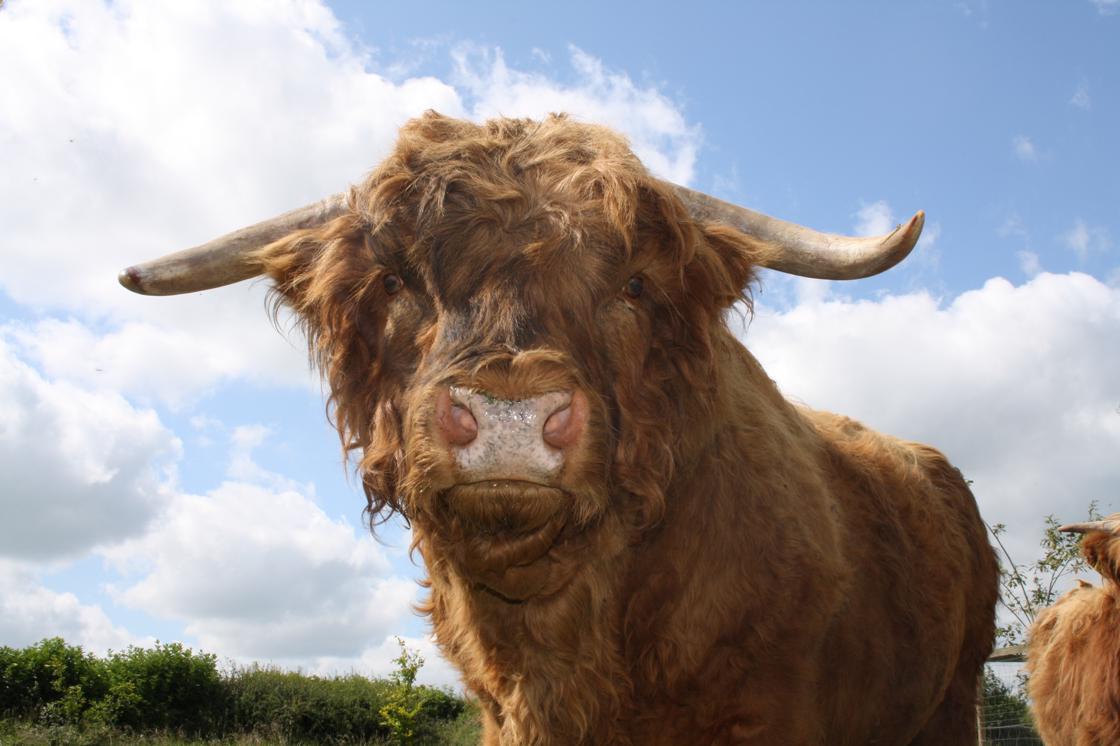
445 480 570 529
433 480 586 601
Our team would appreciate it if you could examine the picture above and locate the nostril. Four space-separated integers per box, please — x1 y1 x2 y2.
542 405 572 448
449 404 478 443
437 388 478 446
542 391 587 450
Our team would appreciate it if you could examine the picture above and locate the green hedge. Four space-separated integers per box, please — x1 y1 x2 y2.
0 638 477 744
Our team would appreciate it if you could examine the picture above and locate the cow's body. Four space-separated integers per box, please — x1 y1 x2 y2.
421 334 996 745
124 112 999 745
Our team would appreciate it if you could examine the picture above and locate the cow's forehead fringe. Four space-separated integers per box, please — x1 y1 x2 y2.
354 111 683 265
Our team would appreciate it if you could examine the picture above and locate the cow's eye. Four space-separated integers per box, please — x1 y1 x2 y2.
624 276 644 299
382 273 403 295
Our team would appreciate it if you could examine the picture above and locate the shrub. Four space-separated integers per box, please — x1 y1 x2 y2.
0 638 107 720
102 641 225 734
429 698 482 746
226 665 395 742
0 638 473 744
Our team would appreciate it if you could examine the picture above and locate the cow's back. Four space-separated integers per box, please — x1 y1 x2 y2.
806 410 999 743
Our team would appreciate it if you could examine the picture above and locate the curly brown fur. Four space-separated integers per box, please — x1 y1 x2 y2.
253 112 998 744
1028 520 1120 746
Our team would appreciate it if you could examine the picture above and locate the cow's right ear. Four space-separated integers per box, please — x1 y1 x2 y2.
254 217 408 526
253 215 379 329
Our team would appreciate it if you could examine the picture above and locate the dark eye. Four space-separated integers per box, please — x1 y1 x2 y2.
624 275 644 299
382 273 403 295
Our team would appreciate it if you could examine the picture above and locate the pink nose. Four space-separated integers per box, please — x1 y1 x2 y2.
435 387 588 482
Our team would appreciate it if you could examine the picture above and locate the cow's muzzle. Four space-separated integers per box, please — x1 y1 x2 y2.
434 386 588 484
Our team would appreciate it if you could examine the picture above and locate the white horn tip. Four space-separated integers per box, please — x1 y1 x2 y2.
118 266 148 294
897 210 925 247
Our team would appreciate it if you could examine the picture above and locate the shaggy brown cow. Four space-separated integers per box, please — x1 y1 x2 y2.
120 113 998 745
1028 515 1120 746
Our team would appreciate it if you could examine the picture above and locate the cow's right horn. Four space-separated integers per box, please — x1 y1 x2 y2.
118 193 348 296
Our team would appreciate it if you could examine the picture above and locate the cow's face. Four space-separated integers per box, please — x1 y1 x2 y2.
255 114 763 597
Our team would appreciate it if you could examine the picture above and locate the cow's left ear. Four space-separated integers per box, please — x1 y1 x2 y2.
636 183 773 311
684 223 776 311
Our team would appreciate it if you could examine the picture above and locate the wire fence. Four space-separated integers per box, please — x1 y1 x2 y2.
979 661 1042 745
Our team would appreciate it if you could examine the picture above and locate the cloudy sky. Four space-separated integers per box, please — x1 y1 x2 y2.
1 1 1117 687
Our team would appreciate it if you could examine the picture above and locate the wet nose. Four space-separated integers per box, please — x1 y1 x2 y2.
435 386 588 482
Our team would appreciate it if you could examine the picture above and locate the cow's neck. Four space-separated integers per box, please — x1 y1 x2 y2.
419 510 635 744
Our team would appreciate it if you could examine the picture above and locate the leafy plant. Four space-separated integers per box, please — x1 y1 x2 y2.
0 638 106 720
102 641 225 734
379 637 425 745
988 501 1102 646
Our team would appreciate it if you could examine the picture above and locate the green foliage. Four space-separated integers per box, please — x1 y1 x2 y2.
379 638 427 745
102 641 226 734
989 501 1102 646
0 637 475 744
0 637 107 721
429 699 484 746
226 665 395 742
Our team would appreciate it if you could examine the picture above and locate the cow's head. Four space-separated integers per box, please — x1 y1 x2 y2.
1060 515 1120 586
120 113 923 600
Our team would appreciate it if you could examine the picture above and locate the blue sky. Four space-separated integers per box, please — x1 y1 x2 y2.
1 0 1117 687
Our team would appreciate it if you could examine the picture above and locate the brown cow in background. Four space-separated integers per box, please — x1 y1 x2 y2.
120 113 999 745
1028 515 1120 746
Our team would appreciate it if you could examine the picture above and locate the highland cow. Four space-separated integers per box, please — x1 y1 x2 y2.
120 112 999 745
1028 515 1120 746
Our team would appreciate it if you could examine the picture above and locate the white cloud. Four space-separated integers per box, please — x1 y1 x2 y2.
104 479 416 662
311 633 464 690
1071 80 1092 110
1091 0 1120 15
225 424 311 493
742 272 1120 565
1017 250 1042 277
853 200 895 237
0 337 179 560
1062 218 1113 261
1012 135 1038 162
5 316 315 409
0 562 146 654
451 44 699 185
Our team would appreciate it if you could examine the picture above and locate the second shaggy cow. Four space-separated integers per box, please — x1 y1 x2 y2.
1028 514 1120 746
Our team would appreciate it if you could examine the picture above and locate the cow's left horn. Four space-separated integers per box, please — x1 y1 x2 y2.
673 185 924 280
118 193 348 295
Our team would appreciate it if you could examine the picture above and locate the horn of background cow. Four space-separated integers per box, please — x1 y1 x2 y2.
672 185 924 280
1059 520 1117 535
117 193 348 295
